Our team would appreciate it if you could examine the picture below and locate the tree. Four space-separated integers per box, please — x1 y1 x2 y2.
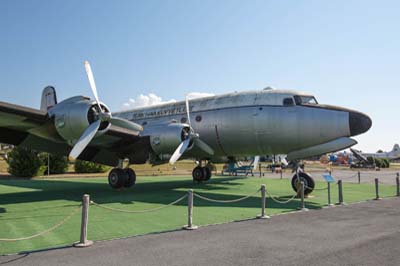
39 153 69 174
6 147 42 177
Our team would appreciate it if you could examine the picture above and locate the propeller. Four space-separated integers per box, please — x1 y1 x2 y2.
68 61 143 160
169 96 214 165
253 156 260 170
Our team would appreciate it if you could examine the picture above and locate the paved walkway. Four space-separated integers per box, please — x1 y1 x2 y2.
1 197 400 266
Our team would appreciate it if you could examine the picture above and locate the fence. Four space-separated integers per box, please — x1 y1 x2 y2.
1 171 399 248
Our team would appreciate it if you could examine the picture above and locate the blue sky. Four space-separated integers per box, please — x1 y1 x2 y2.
0 0 399 152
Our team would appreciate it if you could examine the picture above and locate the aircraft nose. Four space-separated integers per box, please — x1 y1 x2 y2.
349 111 372 136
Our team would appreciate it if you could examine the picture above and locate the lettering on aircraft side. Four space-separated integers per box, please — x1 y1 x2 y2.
131 106 193 119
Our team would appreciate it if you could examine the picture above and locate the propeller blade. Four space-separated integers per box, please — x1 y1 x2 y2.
110 117 143 132
185 96 191 126
281 157 289 166
84 61 102 110
69 120 101 160
194 139 214 155
253 156 260 170
169 138 191 165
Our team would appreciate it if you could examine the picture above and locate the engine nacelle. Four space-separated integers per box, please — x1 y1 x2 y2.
142 123 191 158
48 96 110 145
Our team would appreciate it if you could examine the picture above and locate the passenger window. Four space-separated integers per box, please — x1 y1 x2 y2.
283 98 294 106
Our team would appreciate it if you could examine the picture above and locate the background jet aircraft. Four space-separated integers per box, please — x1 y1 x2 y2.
0 62 372 195
352 144 400 161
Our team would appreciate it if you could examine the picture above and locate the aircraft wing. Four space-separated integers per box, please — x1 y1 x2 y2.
0 102 149 166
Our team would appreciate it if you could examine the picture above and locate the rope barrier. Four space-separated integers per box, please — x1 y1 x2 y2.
90 195 187 214
193 189 260 203
0 205 81 242
265 189 298 204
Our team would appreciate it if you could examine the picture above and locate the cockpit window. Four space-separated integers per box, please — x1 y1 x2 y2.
294 95 318 105
283 98 294 106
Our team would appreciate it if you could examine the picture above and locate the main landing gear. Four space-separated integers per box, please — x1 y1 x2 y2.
108 168 136 189
192 163 212 183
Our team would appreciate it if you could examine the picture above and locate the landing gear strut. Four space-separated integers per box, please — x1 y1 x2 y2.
108 168 136 189
192 162 212 183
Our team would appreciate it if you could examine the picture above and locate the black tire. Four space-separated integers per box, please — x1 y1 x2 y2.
108 168 125 189
291 172 315 195
124 168 136 188
192 166 205 182
203 166 212 181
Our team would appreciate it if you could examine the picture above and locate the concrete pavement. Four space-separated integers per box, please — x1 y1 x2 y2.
1 197 400 266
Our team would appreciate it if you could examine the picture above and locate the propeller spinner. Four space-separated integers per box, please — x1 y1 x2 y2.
69 61 143 160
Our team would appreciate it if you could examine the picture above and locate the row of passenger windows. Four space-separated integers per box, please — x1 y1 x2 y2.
140 96 319 126
141 115 203 126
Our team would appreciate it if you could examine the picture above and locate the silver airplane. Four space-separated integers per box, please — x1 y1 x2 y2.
0 62 372 194
353 144 400 161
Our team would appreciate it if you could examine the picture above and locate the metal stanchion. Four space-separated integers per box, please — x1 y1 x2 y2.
280 170 283 179
374 178 381 200
257 184 270 219
183 189 198 230
74 194 93 247
299 181 308 211
396 176 400 197
259 163 262 178
358 171 361 184
337 180 345 205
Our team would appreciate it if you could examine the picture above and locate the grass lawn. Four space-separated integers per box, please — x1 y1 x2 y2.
0 175 398 255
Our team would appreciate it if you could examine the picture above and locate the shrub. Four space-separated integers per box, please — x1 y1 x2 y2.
39 153 69 174
74 160 109 173
381 158 390 168
6 147 42 177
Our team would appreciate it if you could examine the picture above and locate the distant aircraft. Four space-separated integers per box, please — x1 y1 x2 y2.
353 144 400 161
0 61 372 195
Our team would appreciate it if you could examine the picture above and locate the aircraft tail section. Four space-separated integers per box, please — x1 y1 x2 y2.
40 86 58 111
392 144 399 152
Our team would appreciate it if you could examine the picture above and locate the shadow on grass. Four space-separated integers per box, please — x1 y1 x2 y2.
0 176 322 214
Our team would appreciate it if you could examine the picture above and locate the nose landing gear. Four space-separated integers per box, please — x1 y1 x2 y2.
291 172 315 195
108 168 136 189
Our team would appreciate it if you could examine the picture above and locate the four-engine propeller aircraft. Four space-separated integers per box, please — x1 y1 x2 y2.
0 61 372 194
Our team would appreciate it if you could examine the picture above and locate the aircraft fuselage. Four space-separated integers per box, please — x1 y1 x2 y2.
115 89 371 162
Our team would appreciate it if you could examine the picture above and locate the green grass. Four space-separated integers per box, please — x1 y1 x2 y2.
0 175 398 255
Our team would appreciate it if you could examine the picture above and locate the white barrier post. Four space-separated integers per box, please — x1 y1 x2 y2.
299 181 308 211
327 182 333 206
257 184 270 219
374 178 381 200
74 194 93 247
183 189 198 230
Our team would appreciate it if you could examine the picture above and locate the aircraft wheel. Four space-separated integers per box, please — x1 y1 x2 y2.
291 172 315 195
124 168 136 188
192 166 205 182
108 168 125 189
203 166 212 181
